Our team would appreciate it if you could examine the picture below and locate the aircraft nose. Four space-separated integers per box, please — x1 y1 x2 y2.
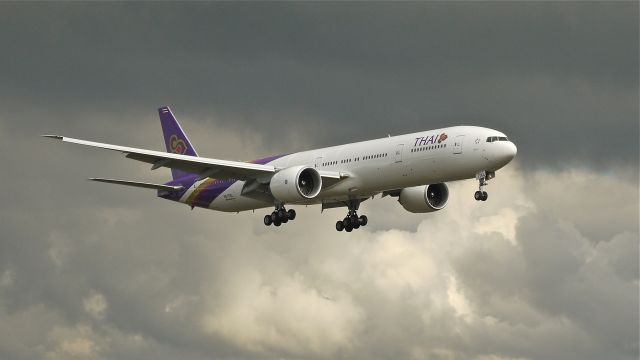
507 141 517 160
494 141 517 166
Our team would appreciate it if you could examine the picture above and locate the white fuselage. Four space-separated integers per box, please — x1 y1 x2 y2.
181 126 517 212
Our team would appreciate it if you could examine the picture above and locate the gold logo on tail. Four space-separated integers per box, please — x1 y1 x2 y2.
169 135 187 154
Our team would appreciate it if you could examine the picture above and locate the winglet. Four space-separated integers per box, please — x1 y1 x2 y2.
42 135 63 140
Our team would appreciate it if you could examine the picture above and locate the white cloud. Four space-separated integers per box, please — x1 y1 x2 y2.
45 325 98 360
202 271 363 356
83 292 107 320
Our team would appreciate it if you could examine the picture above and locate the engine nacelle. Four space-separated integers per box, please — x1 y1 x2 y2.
398 183 449 213
269 165 322 202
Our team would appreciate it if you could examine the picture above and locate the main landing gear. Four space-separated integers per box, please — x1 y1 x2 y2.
263 205 296 227
335 211 368 232
474 170 495 201
335 200 367 232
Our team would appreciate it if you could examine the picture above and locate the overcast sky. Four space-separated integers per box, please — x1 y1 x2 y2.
0 3 638 360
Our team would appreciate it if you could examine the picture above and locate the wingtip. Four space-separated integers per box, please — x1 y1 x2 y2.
42 134 63 140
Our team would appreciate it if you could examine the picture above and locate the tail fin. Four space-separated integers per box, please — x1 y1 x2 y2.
158 106 199 180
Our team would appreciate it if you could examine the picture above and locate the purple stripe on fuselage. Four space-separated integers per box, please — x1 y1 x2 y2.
253 154 284 165
189 178 231 208
159 154 287 207
159 175 197 201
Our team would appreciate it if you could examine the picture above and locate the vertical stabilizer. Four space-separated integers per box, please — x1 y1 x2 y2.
158 106 199 180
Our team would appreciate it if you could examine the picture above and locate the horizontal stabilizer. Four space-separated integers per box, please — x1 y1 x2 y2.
88 178 183 192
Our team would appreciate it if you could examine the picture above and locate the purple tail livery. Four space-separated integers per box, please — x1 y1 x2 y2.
159 106 199 180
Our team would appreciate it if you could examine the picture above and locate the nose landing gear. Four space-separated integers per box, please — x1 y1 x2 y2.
474 190 488 201
263 205 296 227
474 171 494 201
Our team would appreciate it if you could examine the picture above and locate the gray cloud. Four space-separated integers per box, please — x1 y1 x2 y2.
1 2 638 172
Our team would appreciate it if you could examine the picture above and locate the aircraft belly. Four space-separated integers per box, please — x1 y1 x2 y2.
209 182 271 212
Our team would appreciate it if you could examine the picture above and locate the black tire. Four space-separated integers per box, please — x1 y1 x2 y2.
274 219 281 227
359 215 368 226
343 217 350 227
345 224 353 232
271 212 278 223
481 191 488 201
279 210 288 223
336 221 344 231
474 191 482 201
263 215 272 226
287 209 296 221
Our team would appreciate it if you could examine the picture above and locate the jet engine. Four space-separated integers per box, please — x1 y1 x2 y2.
398 183 449 213
270 165 322 202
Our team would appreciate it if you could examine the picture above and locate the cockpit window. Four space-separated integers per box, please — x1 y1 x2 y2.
486 136 509 142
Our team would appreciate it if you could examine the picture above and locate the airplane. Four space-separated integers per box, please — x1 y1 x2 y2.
44 106 517 232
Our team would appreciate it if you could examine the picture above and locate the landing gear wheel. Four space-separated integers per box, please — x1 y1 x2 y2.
475 171 494 202
351 215 360 229
335 200 367 231
278 209 288 223
266 205 296 228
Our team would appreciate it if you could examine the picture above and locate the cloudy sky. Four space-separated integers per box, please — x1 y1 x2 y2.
0 2 638 360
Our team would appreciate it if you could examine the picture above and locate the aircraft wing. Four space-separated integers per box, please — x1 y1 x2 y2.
43 135 344 184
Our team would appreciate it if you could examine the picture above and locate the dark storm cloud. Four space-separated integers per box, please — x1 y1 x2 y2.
1 2 637 171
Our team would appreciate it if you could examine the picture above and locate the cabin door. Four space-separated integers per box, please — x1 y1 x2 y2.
453 135 464 154
395 144 404 163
